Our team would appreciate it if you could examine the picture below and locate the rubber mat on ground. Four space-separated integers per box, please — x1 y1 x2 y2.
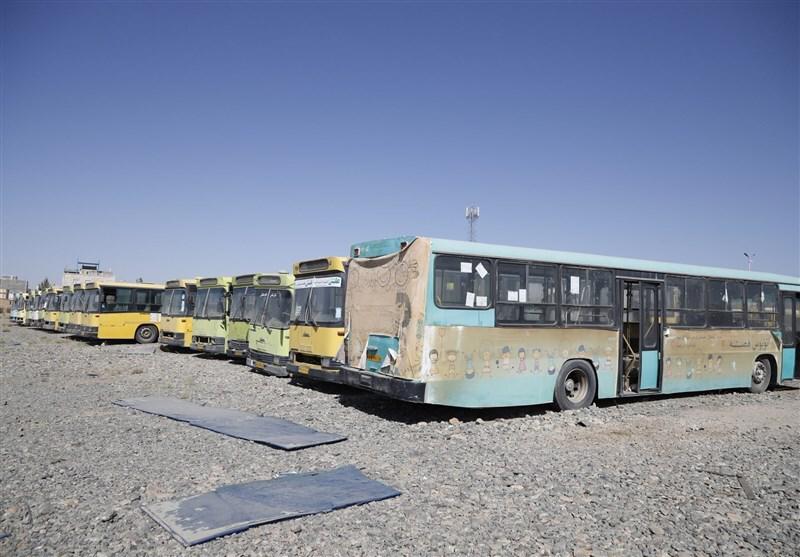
113 396 345 450
142 465 400 546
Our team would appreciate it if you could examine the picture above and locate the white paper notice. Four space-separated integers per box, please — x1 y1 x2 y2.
476 295 488 307
460 262 472 273
335 307 342 319
507 291 519 302
570 276 580 295
465 292 475 307
519 289 527 303
476 262 488 278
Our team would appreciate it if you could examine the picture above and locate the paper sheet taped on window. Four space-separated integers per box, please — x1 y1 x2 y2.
460 262 472 273
465 292 475 307
476 263 488 278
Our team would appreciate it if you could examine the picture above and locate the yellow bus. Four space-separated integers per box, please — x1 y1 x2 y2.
67 285 86 335
285 257 348 383
57 285 73 331
11 293 29 324
78 281 165 343
246 273 295 376
160 278 198 349
42 287 62 330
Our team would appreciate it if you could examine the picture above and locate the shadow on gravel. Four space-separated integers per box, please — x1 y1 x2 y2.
335 390 553 424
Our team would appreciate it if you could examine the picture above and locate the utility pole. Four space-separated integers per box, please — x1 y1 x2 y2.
744 252 756 271
466 205 480 242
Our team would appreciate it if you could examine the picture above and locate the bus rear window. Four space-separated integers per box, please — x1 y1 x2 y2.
434 256 492 309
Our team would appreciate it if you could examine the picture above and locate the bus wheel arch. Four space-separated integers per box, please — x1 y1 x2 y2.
553 359 598 411
750 355 775 393
135 324 159 344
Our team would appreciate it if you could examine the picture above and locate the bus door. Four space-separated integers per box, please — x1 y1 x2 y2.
620 279 662 393
781 294 799 381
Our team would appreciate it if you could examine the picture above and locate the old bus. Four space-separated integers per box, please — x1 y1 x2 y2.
67 285 86 335
41 288 61 330
338 237 800 409
30 290 44 327
246 273 295 376
285 257 349 382
78 281 164 343
160 279 198 349
227 274 262 359
11 293 29 324
57 285 73 332
191 277 232 354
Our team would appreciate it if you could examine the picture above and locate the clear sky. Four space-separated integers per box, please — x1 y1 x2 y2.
2 1 798 286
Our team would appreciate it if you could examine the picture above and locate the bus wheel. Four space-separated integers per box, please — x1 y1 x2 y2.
749 358 771 394
554 360 597 411
135 325 158 344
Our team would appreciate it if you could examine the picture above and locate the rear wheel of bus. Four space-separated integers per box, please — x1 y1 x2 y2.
135 324 159 344
554 360 597 411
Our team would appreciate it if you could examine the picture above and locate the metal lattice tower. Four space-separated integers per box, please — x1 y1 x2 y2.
466 205 480 242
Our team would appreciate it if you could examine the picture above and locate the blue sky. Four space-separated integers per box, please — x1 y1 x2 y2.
2 1 798 285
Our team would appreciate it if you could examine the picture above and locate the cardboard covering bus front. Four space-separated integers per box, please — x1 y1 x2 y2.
343 238 430 379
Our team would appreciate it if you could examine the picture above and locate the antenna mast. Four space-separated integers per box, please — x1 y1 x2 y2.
466 205 480 242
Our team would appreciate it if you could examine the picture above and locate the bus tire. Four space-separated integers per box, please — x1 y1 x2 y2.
749 357 771 394
135 324 158 344
554 360 597 411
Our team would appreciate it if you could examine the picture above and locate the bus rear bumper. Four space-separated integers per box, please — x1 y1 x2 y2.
340 367 426 403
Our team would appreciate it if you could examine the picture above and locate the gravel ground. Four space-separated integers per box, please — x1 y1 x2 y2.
1 323 799 557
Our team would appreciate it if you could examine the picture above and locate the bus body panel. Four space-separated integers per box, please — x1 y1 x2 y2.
418 325 619 407
226 319 250 358
84 311 162 340
191 317 228 353
288 324 344 376
160 315 193 348
661 328 780 393
247 326 292 371
782 348 796 381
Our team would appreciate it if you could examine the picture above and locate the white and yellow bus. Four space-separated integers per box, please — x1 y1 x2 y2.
78 281 165 343
57 285 73 332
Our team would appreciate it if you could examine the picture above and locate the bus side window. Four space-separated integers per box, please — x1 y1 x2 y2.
708 280 744 328
433 256 492 309
746 283 778 328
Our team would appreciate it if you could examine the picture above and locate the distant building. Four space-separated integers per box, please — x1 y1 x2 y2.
62 260 115 287
0 275 27 312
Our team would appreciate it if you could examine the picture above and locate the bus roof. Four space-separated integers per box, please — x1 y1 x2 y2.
165 278 198 289
350 236 800 286
62 285 73 293
85 281 164 290
255 272 294 288
198 276 233 288
293 257 348 275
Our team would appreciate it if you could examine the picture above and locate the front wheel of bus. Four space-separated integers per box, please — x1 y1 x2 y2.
554 360 597 411
749 358 771 394
135 324 158 344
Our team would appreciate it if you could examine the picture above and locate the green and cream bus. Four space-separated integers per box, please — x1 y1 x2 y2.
191 277 232 354
226 274 262 359
339 237 800 410
246 273 295 376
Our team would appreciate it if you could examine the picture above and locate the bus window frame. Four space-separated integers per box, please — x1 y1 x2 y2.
433 254 494 310
495 260 559 327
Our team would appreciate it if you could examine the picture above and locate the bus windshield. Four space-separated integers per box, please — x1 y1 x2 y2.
257 290 292 329
86 289 101 312
60 293 72 311
230 287 258 321
194 287 226 319
292 273 344 327
162 288 188 317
